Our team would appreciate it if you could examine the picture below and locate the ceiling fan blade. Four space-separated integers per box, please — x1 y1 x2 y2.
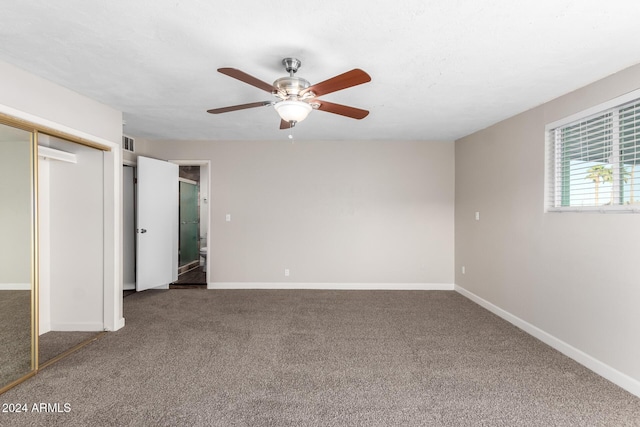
301 69 371 97
207 101 272 114
314 100 369 119
218 68 277 93
279 119 292 130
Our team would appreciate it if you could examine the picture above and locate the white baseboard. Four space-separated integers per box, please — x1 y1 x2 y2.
208 282 454 291
108 317 125 332
455 284 640 398
50 322 104 332
39 323 51 335
0 283 30 290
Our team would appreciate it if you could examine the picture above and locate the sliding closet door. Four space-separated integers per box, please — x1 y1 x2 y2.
0 123 36 392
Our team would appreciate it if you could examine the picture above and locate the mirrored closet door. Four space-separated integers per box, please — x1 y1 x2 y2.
0 122 37 393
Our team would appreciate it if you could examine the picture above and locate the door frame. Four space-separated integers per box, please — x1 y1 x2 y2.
170 160 211 286
122 159 211 288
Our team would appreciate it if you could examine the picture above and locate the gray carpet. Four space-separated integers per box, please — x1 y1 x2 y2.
39 331 104 366
1 289 639 426
172 266 206 285
0 290 32 387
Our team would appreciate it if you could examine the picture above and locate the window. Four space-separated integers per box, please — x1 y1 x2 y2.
546 92 640 212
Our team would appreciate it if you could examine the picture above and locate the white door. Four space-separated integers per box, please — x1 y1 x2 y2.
136 156 179 291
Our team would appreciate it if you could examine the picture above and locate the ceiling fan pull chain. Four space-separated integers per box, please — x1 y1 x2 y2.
288 120 295 143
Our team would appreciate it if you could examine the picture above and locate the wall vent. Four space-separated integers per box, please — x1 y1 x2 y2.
122 135 135 152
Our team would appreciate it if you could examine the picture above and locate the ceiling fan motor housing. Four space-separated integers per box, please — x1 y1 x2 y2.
274 57 314 99
273 76 311 98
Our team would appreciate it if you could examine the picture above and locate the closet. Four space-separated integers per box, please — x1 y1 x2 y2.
0 118 109 395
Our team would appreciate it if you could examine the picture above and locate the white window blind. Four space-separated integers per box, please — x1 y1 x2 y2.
547 97 640 212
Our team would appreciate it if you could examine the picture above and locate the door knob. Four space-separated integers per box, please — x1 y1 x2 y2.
137 228 147 234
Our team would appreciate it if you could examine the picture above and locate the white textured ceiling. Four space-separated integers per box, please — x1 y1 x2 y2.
1 1 640 142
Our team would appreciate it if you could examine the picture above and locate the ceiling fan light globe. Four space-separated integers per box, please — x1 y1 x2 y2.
274 100 312 123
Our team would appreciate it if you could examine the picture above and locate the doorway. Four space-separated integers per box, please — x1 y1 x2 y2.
178 171 200 272
122 159 210 291
174 165 207 286
123 165 136 292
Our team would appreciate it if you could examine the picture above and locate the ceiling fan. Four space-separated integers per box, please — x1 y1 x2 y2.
207 58 371 130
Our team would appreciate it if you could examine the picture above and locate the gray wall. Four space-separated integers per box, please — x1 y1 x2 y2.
0 61 121 143
139 140 455 286
455 64 640 383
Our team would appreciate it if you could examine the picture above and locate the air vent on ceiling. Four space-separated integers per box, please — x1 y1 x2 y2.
122 135 135 152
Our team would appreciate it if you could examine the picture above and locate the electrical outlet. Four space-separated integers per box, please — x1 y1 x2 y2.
475 212 480 221
225 213 231 222
462 266 466 274
284 269 290 277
